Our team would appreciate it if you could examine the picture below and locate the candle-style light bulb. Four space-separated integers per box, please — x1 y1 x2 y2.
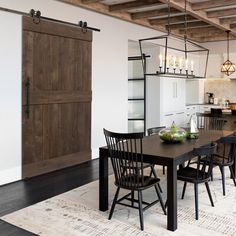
159 53 163 67
179 57 183 70
191 60 194 71
173 56 176 69
166 55 169 68
185 59 188 70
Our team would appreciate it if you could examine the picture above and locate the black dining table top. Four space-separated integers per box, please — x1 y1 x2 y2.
141 130 233 159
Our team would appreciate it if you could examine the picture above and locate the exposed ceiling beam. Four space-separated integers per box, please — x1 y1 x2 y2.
189 30 224 38
109 0 163 12
57 0 168 33
158 0 236 36
131 7 180 20
191 0 236 11
230 23 236 29
207 8 236 18
82 0 102 3
193 34 236 43
166 21 210 30
149 15 195 25
178 26 221 34
220 17 236 24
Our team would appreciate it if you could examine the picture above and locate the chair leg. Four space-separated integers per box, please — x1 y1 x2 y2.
154 184 167 215
138 190 144 231
164 199 167 209
108 187 120 220
131 190 134 207
150 165 157 177
181 182 187 199
157 183 163 193
163 165 165 175
219 166 226 196
229 166 236 186
211 170 214 181
205 182 214 207
194 183 199 220
150 165 163 193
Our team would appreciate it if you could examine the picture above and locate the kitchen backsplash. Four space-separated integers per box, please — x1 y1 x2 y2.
204 79 236 103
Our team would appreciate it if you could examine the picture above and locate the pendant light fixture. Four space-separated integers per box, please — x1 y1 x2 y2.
139 0 209 78
221 30 235 76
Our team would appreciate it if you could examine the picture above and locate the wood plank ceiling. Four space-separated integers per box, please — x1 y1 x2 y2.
58 0 236 42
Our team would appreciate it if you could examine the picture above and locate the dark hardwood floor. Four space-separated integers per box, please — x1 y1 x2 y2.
0 159 112 236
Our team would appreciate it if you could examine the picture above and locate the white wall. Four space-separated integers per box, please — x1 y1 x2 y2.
202 40 236 79
0 0 164 184
0 11 22 185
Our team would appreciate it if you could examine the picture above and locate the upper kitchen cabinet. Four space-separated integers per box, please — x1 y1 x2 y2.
186 79 205 104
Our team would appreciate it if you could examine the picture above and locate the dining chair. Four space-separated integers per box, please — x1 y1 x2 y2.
177 142 217 220
103 129 166 231
196 113 225 130
147 126 166 175
211 108 222 117
211 135 236 195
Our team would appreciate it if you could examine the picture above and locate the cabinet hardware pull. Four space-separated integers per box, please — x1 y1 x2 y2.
177 112 184 114
25 79 30 118
165 114 173 116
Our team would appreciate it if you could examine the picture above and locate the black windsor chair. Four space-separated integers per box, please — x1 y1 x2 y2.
211 135 236 195
197 113 225 131
104 129 166 231
177 142 217 220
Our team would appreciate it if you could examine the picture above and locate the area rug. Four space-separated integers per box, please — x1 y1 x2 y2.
1 167 236 236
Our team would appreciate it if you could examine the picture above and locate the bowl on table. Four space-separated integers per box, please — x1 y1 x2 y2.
159 123 186 143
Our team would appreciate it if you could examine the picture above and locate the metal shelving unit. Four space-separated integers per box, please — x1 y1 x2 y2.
128 55 147 133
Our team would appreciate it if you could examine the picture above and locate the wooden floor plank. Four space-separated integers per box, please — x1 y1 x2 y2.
0 159 113 235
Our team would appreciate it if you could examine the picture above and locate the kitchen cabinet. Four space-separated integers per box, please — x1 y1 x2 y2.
185 105 199 125
162 78 186 113
186 79 204 104
146 75 186 131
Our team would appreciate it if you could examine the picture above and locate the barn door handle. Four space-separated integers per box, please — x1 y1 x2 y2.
25 79 30 118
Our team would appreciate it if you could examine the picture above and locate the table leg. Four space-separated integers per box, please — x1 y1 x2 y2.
99 148 109 211
167 162 177 231
231 153 236 179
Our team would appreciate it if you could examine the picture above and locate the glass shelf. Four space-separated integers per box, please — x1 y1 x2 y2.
128 80 144 99
128 120 144 133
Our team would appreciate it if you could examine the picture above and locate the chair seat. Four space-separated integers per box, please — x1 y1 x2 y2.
115 175 160 190
177 167 209 183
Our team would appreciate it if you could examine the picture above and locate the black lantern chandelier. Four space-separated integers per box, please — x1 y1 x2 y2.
139 0 209 78
221 30 235 76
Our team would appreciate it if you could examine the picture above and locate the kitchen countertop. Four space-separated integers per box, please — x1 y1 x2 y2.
186 103 224 106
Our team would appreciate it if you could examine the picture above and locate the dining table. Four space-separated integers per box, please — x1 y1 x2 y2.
99 129 235 231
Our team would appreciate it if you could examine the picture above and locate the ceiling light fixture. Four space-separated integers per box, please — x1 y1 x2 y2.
139 0 209 78
221 30 235 76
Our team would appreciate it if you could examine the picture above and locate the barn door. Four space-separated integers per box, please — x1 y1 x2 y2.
22 16 92 178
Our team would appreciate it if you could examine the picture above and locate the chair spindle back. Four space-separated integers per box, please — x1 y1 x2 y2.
104 129 145 189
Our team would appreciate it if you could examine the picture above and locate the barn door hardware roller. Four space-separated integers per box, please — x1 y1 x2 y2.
30 9 41 24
